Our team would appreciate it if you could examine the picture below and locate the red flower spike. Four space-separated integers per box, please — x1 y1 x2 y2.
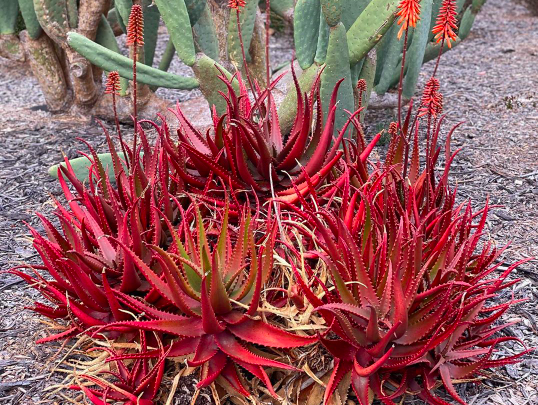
356 79 367 93
396 0 422 39
105 71 120 96
432 0 458 48
228 0 246 10
126 4 144 47
357 78 368 109
419 77 442 117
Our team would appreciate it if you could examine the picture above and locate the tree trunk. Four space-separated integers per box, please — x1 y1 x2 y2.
19 31 70 112
67 0 111 110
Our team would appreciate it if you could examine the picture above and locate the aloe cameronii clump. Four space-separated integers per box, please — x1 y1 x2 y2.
7 0 532 403
91 203 315 398
285 137 533 403
6 127 179 342
70 340 169 405
162 69 346 206
276 22 532 403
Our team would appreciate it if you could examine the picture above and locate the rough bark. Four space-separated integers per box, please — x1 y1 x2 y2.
19 31 70 112
67 0 111 110
92 92 173 123
0 35 25 62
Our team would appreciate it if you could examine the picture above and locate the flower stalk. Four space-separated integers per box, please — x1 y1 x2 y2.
126 4 144 166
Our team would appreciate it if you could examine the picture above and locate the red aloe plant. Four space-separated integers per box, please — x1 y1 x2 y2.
282 109 533 404
70 334 168 405
89 202 315 398
5 126 178 342
162 69 345 207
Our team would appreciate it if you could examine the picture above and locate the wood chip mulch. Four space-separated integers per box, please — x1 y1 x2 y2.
0 0 536 403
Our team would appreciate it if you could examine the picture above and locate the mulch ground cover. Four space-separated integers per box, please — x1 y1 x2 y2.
0 0 536 403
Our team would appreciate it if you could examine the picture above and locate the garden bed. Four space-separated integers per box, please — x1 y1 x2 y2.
0 0 536 403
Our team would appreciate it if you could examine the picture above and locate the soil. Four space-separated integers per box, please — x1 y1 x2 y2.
0 0 536 404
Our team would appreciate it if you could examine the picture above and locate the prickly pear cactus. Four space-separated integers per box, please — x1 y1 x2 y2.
33 0 77 45
6 0 486 123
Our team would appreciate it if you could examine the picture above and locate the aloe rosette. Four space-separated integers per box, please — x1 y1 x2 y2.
162 69 346 206
92 204 316 398
70 339 169 405
6 129 179 342
283 109 532 404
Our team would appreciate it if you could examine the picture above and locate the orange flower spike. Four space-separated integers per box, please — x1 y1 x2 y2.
396 0 421 39
432 0 458 48
105 71 121 96
228 0 246 10
126 5 144 47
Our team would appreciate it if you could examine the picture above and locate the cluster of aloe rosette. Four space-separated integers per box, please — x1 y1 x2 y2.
6 1 533 404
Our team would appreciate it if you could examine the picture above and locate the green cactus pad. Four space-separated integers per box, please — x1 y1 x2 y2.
192 54 239 116
48 153 127 181
314 13 330 64
374 23 403 95
403 0 433 99
351 58 365 88
320 0 342 27
472 0 487 12
33 0 74 43
227 0 259 66
347 0 399 66
429 0 444 41
321 22 355 137
143 0 160 67
270 0 294 18
114 0 131 29
373 25 392 86
18 0 42 39
459 6 476 40
193 2 219 61
294 0 321 69
68 32 199 89
185 0 207 25
340 0 369 31
95 15 129 95
0 0 19 35
155 0 196 66
107 7 126 33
